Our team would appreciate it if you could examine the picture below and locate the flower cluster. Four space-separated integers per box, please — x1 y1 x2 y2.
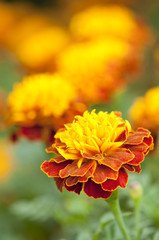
6 73 86 143
41 110 153 199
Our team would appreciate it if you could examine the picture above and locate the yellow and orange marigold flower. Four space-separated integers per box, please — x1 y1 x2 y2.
6 73 86 143
57 37 139 104
70 5 151 50
41 110 153 199
129 86 159 133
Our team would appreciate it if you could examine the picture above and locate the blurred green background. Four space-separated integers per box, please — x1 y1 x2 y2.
1 0 159 240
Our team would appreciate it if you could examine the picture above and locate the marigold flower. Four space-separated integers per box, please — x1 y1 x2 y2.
57 37 139 103
129 87 159 135
6 73 86 143
15 26 69 72
41 110 153 199
70 5 151 49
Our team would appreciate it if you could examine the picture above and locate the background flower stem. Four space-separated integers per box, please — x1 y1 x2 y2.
134 198 141 240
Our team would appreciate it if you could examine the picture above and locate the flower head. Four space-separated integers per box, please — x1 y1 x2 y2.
70 5 151 49
129 87 159 133
57 37 139 103
6 73 86 142
41 110 153 199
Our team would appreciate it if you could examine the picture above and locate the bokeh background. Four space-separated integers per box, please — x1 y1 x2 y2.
1 0 159 240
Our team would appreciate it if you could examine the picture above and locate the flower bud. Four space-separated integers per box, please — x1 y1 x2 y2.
129 181 143 200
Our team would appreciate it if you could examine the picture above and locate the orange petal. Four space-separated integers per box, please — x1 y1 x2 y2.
53 156 67 163
65 176 79 186
102 168 128 191
41 160 71 177
83 152 103 160
59 160 95 178
79 163 96 182
124 128 150 145
100 149 134 171
92 164 118 184
46 145 59 155
127 143 147 165
84 179 112 199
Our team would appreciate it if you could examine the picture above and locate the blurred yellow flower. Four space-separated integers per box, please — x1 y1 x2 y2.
70 5 151 49
15 26 70 72
57 37 139 103
5 13 54 51
129 86 159 132
6 73 86 143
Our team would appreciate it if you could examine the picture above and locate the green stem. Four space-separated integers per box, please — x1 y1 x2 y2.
106 190 131 240
134 198 141 240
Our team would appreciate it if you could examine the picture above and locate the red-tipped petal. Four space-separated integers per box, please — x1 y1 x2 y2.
115 129 127 142
133 165 142 173
127 143 148 165
59 160 94 178
53 156 67 163
84 179 112 199
79 163 96 182
100 149 134 171
65 176 79 186
46 145 59 155
123 164 135 172
54 177 65 192
41 160 71 177
102 168 128 191
64 182 83 195
92 164 118 183
143 136 153 147
124 128 150 145
83 152 103 160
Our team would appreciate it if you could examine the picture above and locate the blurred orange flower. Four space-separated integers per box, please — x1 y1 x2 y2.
41 110 153 199
129 86 159 134
6 73 87 143
0 140 14 182
57 37 140 103
0 2 17 46
5 12 54 51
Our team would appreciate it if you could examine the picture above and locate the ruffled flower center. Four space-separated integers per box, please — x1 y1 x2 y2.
55 111 132 165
